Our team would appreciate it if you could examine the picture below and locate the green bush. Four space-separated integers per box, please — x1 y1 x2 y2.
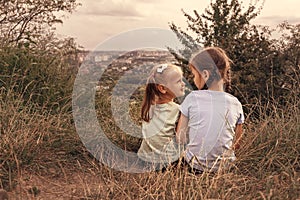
0 41 78 112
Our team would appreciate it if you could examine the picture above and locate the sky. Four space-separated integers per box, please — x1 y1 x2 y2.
55 0 300 51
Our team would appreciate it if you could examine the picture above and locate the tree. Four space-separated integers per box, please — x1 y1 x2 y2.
273 22 300 103
0 0 79 45
0 0 81 109
169 0 282 107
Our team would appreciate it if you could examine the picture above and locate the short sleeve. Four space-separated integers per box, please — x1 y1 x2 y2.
236 102 245 124
179 92 194 117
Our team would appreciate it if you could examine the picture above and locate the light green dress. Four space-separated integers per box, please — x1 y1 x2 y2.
138 102 183 166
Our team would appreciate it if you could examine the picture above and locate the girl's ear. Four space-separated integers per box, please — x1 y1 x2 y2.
157 84 167 94
202 70 209 81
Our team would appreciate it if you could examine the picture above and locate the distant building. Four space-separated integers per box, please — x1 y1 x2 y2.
95 54 110 62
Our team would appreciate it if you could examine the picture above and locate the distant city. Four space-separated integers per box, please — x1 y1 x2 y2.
78 50 177 70
76 50 178 94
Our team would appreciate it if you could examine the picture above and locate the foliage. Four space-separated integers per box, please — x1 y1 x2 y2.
0 0 299 198
0 0 81 110
274 22 300 101
0 37 78 110
169 0 299 111
0 0 79 45
0 0 82 190
169 0 264 63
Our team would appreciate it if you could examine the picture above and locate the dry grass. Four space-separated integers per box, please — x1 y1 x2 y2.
0 84 299 199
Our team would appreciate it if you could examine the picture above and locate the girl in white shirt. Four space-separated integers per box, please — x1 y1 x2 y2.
176 47 244 173
138 64 186 170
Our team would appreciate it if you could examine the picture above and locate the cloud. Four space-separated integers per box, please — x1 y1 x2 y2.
132 0 160 3
77 0 145 18
257 15 300 26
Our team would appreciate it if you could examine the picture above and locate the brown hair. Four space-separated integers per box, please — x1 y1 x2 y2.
190 47 232 92
141 64 182 122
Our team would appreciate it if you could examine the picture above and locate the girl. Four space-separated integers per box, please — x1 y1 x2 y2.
176 47 244 173
137 63 186 170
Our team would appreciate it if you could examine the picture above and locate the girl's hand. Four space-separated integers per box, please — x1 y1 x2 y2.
233 124 243 150
176 114 189 144
233 143 240 150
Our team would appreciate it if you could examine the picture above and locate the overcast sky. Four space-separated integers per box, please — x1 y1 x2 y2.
55 0 300 50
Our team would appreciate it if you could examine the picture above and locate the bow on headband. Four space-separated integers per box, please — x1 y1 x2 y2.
157 64 168 73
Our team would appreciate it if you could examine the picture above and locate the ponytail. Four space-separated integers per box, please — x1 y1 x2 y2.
224 68 232 93
141 82 160 122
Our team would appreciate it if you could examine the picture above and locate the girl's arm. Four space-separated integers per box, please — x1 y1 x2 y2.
176 114 189 144
233 124 243 150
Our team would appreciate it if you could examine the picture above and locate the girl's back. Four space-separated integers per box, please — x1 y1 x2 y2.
138 102 181 164
176 47 245 172
180 90 244 171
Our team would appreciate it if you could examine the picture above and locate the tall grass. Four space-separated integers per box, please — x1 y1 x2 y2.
0 88 79 190
0 44 81 193
1 50 299 198
89 85 299 199
1 76 299 199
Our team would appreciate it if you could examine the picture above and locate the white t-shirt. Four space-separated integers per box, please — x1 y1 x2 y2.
180 90 244 171
138 102 183 165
